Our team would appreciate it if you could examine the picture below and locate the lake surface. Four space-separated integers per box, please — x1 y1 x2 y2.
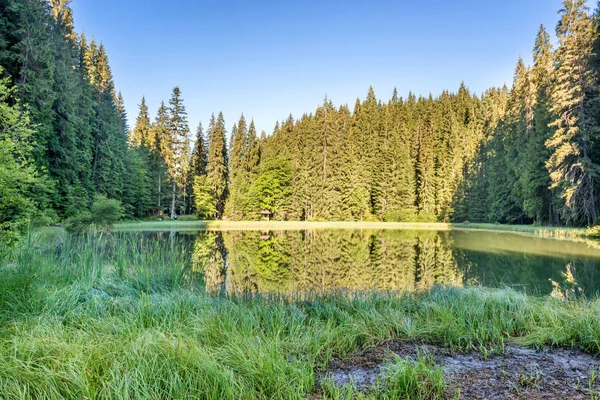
128 229 600 297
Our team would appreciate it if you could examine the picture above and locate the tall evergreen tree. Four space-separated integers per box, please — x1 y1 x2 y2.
131 97 150 147
207 112 229 218
547 0 597 225
151 101 170 213
190 122 208 177
523 25 555 224
225 114 249 219
164 86 190 218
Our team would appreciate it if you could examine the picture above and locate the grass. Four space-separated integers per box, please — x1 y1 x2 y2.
114 220 455 232
320 354 446 400
1 230 600 398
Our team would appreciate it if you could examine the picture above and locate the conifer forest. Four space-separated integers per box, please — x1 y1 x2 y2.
3 0 600 245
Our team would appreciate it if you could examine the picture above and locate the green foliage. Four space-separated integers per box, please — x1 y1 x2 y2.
207 113 229 218
194 175 217 219
0 72 39 249
91 195 123 227
65 211 93 234
547 0 598 226
384 210 418 222
377 355 446 399
65 195 122 233
248 156 292 220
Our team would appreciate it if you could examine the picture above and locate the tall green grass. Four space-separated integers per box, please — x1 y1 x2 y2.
1 231 600 399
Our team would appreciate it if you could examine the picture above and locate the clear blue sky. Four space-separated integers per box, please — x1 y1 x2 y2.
71 0 595 136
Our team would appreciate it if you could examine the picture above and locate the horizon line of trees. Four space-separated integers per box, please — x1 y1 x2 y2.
2 0 600 249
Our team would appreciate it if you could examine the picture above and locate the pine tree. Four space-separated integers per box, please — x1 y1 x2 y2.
84 40 126 201
190 122 208 177
131 97 151 147
414 98 436 218
207 112 229 218
230 114 247 180
523 25 555 224
151 101 170 214
225 115 249 219
164 86 190 218
0 0 55 171
47 0 81 214
547 0 597 225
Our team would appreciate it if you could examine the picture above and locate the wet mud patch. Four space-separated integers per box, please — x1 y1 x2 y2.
319 341 600 399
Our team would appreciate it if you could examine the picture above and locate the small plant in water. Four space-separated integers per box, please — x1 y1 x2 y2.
589 367 600 400
375 354 446 399
518 368 542 389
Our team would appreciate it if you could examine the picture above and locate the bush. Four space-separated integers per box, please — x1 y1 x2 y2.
177 214 199 221
384 210 418 222
65 211 93 234
586 225 600 239
91 195 123 227
65 196 123 234
415 212 439 223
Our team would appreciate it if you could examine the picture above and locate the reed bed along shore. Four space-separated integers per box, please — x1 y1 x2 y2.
1 230 600 399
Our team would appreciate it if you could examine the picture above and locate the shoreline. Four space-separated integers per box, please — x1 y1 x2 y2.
112 220 590 241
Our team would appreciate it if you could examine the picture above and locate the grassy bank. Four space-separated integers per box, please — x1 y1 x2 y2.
114 220 591 241
113 220 454 232
0 231 599 399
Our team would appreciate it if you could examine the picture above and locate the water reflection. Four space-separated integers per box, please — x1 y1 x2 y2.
150 229 600 297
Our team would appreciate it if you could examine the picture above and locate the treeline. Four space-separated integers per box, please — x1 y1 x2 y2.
0 0 147 243
459 1 600 226
3 0 600 245
216 0 600 226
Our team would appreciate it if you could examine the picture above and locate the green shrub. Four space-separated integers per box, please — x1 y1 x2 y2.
177 214 199 221
91 195 123 227
384 210 418 222
415 212 438 223
65 196 123 234
586 225 600 239
65 211 93 234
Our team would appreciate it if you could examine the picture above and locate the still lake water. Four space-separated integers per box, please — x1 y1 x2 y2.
130 229 600 297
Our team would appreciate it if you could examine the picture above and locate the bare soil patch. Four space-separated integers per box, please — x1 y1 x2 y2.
319 341 600 399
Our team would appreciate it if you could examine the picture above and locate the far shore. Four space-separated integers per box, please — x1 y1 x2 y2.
113 220 590 240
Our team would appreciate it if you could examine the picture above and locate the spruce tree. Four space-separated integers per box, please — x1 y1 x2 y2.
523 25 555 224
547 0 597 225
191 122 208 177
225 114 249 219
207 112 229 218
131 97 151 147
151 101 170 213
164 86 190 218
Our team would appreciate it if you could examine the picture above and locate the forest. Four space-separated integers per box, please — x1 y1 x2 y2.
2 0 600 248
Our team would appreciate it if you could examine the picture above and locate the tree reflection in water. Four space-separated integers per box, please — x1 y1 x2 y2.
183 229 600 297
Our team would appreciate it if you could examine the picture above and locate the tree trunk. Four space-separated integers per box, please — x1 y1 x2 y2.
158 174 161 211
170 181 177 219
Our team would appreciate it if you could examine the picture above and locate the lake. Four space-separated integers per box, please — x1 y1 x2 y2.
126 228 600 297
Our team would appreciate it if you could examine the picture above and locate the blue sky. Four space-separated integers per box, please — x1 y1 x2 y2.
71 0 596 136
